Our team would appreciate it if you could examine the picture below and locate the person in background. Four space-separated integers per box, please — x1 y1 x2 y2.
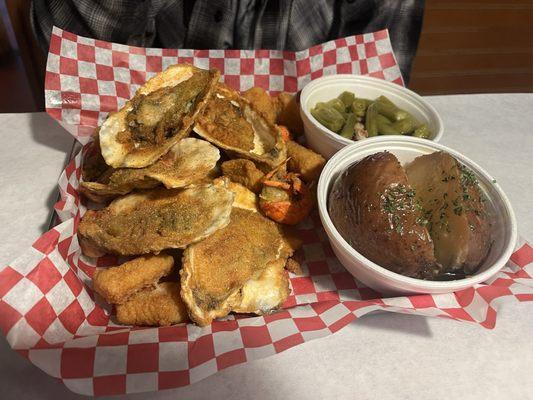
31 0 424 83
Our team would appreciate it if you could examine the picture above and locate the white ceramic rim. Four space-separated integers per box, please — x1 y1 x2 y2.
300 74 444 144
317 136 518 290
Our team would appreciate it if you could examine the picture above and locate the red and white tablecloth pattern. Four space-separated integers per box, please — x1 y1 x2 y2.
0 27 532 396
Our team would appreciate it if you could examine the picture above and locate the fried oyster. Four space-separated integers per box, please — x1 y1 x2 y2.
99 64 219 168
81 138 220 202
194 84 287 170
78 179 234 257
180 182 293 326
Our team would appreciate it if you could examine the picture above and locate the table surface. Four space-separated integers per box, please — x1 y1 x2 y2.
1 94 532 400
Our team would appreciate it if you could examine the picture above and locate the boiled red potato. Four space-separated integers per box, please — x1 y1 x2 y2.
406 151 491 274
328 152 438 278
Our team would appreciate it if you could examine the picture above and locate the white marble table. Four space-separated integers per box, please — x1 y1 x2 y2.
1 94 532 399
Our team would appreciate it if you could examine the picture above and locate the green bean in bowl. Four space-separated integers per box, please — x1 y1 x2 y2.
310 92 432 141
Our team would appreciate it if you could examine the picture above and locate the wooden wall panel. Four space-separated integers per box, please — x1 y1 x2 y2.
409 0 533 94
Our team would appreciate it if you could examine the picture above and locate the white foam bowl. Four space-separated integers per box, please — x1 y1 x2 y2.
300 75 444 159
317 136 517 295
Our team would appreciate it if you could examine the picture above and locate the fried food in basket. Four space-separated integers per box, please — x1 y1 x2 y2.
78 65 323 327
242 86 279 124
194 84 287 170
81 138 220 202
116 282 188 326
180 183 293 326
78 179 234 257
232 258 290 314
93 254 174 304
276 92 304 136
99 64 219 168
221 158 265 193
286 140 325 183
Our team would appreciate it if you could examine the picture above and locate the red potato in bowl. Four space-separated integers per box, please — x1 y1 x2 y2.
406 152 492 274
328 152 438 278
328 150 492 280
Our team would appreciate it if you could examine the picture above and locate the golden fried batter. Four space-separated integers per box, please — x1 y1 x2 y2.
78 180 234 257
221 159 265 193
242 87 279 125
194 84 287 169
93 254 174 304
285 258 303 275
286 140 326 182
82 134 110 182
276 92 304 136
81 138 220 202
181 206 292 326
198 95 255 150
122 71 211 147
232 258 290 314
116 282 188 326
99 65 219 168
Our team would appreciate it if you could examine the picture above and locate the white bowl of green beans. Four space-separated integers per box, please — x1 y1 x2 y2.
300 75 443 158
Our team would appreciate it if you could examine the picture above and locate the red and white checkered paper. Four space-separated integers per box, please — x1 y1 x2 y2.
0 27 532 396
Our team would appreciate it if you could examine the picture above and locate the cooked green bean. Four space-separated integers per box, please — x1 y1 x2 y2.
392 117 418 134
311 92 432 140
377 95 395 107
412 124 431 138
338 91 355 108
365 103 378 137
375 101 409 121
326 98 346 113
351 98 371 118
311 105 345 132
340 113 357 139
376 114 400 135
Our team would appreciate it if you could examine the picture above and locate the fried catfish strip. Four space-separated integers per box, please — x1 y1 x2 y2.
221 158 265 193
93 254 174 304
99 64 219 168
78 179 234 257
116 282 188 326
286 140 325 182
81 138 220 202
180 182 293 326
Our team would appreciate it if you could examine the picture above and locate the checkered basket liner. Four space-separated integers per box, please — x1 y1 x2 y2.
0 27 531 396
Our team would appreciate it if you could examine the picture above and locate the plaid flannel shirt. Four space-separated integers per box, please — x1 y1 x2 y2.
31 0 424 83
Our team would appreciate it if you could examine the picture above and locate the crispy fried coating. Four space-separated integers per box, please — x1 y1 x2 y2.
99 65 219 168
194 84 287 170
116 282 188 326
78 180 234 257
242 87 279 125
285 258 303 275
181 180 294 326
221 159 265 193
275 92 304 136
82 134 110 183
93 254 174 304
197 85 255 151
81 138 220 203
232 258 290 314
286 140 326 182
